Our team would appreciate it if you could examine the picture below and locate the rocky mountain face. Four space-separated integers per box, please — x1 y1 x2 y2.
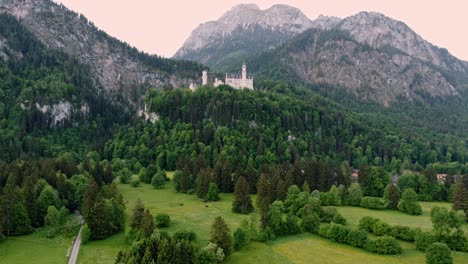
176 4 468 105
337 12 468 75
173 4 340 71
250 29 459 106
0 0 205 111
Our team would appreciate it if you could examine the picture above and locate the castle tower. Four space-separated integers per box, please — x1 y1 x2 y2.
242 63 247 80
202 70 208 85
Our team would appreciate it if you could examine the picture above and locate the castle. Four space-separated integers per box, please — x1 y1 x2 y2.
191 63 254 90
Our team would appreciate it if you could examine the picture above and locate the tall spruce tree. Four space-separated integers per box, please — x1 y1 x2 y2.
210 216 232 256
232 176 254 214
256 173 270 228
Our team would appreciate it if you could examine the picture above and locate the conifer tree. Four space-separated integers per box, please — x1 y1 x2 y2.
206 182 220 201
256 173 270 227
210 216 232 256
384 184 400 209
141 209 155 237
232 176 254 214
130 198 145 230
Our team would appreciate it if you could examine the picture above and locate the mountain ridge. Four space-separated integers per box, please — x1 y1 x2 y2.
175 3 468 105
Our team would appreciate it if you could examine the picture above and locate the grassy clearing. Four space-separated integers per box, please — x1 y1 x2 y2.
78 182 254 263
79 182 468 264
336 201 452 230
228 234 468 264
0 229 74 264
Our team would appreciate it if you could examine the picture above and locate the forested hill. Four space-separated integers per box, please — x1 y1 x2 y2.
0 0 207 110
0 13 124 161
104 86 467 175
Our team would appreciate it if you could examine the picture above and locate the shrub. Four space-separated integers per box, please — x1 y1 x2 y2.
151 174 165 189
346 228 368 248
398 188 422 215
332 213 347 225
360 197 387 209
358 216 380 232
155 213 171 228
301 212 320 234
365 236 402 255
443 231 468 252
426 242 453 264
327 224 351 244
173 230 197 242
391 225 416 242
347 183 363 206
81 224 91 244
131 178 140 187
415 231 437 251
321 206 338 222
318 224 332 238
371 221 392 236
233 228 249 250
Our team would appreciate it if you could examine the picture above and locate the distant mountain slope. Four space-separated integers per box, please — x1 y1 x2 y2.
337 12 468 75
248 29 460 106
0 0 206 110
173 4 340 71
176 4 468 105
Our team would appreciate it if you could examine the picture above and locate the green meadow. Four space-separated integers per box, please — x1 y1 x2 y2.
0 228 75 264
77 182 468 264
2 181 465 264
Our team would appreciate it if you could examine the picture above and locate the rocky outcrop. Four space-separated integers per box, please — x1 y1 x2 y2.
337 12 467 74
253 29 460 105
173 4 340 71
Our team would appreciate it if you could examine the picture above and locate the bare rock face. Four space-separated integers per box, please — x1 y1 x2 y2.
254 29 460 105
0 0 201 110
337 12 467 74
173 4 340 71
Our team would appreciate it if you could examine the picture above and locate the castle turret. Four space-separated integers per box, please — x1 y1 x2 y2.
202 70 208 85
242 63 247 80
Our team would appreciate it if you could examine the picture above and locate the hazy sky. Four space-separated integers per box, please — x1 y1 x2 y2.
53 0 468 61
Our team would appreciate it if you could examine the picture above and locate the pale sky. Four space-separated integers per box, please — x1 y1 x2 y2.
53 0 468 61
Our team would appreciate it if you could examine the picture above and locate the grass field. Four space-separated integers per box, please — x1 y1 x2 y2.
0 228 75 264
77 182 468 264
78 182 254 263
227 234 468 264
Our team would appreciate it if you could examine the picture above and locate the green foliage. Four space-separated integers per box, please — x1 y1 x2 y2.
384 184 400 209
151 173 165 189
416 232 438 251
173 230 197 242
426 243 453 264
206 182 220 202
346 228 368 248
391 225 416 242
398 188 423 215
233 228 250 251
327 223 351 243
347 183 363 206
365 236 402 255
320 185 341 206
210 216 232 256
358 216 380 232
130 179 140 187
155 213 171 228
371 221 393 236
360 197 387 209
232 177 254 214
81 224 91 245
430 206 467 251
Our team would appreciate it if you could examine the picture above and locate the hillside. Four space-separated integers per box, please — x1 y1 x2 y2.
173 4 340 72
175 4 468 106
0 0 207 110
